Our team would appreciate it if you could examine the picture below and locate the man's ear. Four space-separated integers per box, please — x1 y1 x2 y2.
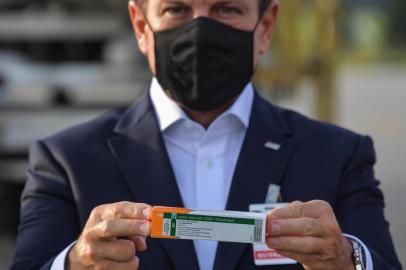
128 0 148 55
257 0 279 55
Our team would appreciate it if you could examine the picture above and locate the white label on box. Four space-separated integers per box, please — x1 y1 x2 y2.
249 203 297 266
161 210 266 243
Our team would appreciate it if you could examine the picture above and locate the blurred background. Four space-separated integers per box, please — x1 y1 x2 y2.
0 0 405 268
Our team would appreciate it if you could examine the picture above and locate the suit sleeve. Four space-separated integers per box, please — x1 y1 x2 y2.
11 140 80 270
336 136 402 270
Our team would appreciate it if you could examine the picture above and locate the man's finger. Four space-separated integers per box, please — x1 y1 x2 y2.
98 202 151 221
267 217 326 237
275 250 313 265
269 200 332 220
91 219 151 239
266 236 324 254
93 239 136 262
291 200 303 205
127 236 148 252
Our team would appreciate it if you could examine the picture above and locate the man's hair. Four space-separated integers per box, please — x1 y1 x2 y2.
135 0 272 16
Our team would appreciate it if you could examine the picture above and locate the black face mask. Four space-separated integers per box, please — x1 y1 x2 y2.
153 17 256 111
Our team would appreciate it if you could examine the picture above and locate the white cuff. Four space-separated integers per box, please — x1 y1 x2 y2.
343 233 373 270
50 241 77 270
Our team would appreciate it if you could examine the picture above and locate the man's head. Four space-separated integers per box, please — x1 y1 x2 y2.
128 0 279 75
135 0 273 17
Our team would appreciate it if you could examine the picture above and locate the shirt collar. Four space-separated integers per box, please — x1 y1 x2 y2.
149 77 254 132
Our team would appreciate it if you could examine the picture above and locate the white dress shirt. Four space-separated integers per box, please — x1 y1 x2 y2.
51 78 373 270
150 77 253 270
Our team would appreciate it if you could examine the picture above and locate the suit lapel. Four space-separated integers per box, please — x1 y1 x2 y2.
214 93 297 270
108 92 199 270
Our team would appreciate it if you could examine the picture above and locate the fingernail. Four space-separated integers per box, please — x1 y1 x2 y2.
140 222 150 235
141 237 147 246
142 207 151 218
270 222 280 235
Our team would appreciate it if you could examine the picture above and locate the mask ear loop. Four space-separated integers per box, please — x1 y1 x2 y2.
144 17 156 33
253 2 272 32
135 2 156 33
254 17 263 32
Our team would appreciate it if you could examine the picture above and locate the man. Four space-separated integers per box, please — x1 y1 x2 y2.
12 0 402 269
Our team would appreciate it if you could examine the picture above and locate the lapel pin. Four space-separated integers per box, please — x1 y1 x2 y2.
264 141 281 151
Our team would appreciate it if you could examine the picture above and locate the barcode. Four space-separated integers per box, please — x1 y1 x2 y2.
163 218 171 236
253 219 263 243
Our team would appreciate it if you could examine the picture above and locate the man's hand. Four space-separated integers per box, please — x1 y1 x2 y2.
266 200 355 270
67 202 152 270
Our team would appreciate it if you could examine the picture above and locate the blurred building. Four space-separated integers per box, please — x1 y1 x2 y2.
0 0 150 243
0 0 405 268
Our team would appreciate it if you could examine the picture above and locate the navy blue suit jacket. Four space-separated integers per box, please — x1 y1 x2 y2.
12 91 401 269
